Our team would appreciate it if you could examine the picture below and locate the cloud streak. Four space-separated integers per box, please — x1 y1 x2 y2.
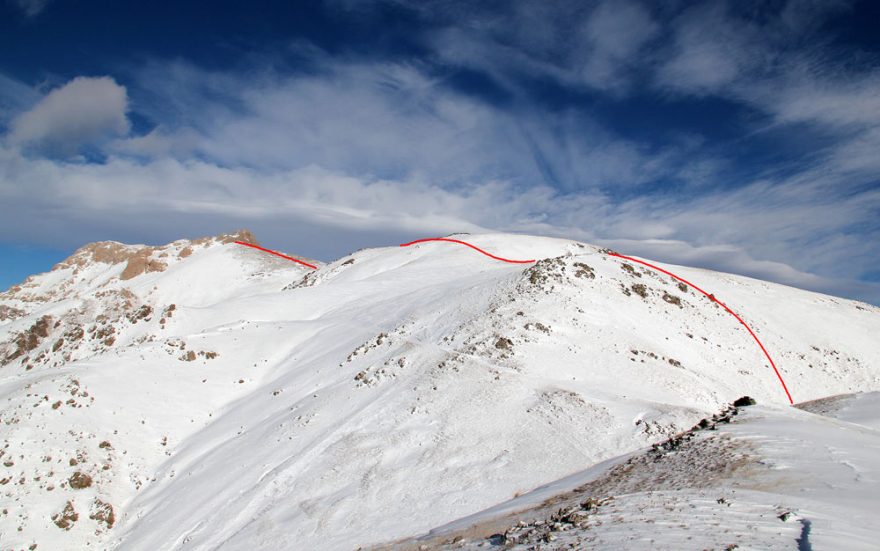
1 140 877 303
10 0 50 17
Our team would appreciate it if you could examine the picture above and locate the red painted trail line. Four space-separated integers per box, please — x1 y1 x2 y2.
400 237 536 264
609 252 794 405
234 241 318 270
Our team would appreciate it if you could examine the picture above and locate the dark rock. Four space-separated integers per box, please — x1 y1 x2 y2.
494 337 513 350
733 396 757 407
487 533 505 545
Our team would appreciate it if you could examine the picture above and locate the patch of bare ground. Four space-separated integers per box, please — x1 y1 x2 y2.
794 392 858 417
120 250 167 280
217 229 258 245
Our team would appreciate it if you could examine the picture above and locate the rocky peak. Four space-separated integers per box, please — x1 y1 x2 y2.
52 229 259 279
1 230 261 308
0 229 266 371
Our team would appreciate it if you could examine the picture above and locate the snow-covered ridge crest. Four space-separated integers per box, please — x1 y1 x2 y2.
0 231 877 551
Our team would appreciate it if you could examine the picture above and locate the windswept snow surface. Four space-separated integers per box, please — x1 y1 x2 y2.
0 232 878 550
409 393 880 550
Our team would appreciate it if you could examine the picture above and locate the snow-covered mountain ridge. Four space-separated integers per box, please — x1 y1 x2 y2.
0 231 878 550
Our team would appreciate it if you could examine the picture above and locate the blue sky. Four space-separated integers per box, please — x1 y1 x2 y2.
1 0 879 304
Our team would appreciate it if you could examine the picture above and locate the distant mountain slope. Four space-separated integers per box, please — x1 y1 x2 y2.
0 232 877 550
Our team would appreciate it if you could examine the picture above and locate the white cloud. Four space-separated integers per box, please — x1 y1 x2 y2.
12 0 50 17
759 69 880 130
655 2 759 95
648 0 880 199
8 76 130 155
0 143 877 304
602 238 828 290
578 0 659 91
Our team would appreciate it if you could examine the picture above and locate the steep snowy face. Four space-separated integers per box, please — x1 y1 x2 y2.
0 232 878 551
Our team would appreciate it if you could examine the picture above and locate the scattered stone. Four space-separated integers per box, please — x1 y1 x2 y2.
631 283 648 298
52 501 78 530
127 304 153 323
494 337 513 350
573 262 595 279
0 305 26 322
90 498 115 529
524 322 550 333
621 263 641 277
5 315 53 363
68 471 93 489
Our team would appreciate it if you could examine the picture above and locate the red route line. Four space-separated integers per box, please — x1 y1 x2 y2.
236 236 791 402
399 237 536 264
609 252 794 404
234 241 318 270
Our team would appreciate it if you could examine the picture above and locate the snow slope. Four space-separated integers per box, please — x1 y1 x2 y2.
0 232 878 550
409 392 880 550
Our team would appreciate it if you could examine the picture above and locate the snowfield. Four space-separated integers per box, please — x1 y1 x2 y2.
405 392 880 550
0 231 878 550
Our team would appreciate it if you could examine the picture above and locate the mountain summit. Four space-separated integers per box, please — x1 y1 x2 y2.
1 232 878 550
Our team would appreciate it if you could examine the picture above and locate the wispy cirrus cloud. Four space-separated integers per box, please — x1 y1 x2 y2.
9 0 51 17
1 136 877 303
110 59 711 192
577 0 660 92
